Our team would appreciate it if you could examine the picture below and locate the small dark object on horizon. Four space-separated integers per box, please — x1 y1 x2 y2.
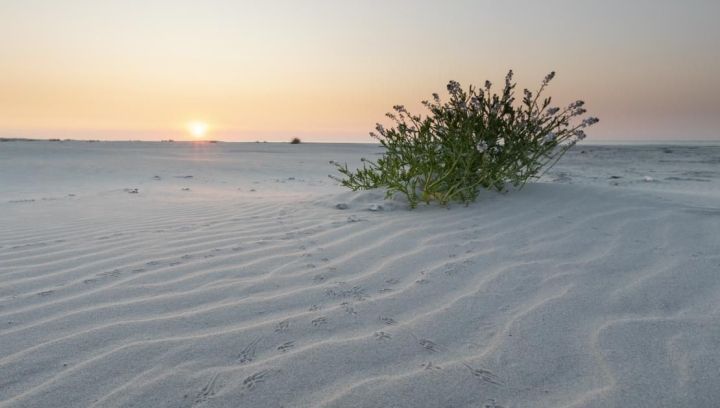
290 137 302 144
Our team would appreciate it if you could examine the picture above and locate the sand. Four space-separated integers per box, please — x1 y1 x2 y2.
1 141 719 408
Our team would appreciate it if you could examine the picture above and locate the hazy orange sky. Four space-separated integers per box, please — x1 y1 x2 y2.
1 0 719 142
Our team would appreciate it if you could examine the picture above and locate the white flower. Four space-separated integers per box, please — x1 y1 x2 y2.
447 80 461 94
581 117 599 127
476 141 488 152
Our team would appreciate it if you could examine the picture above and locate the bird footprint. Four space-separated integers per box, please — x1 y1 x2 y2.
277 341 295 352
243 370 271 390
463 363 503 386
379 316 397 325
274 319 290 333
193 373 222 404
374 331 391 341
238 337 263 364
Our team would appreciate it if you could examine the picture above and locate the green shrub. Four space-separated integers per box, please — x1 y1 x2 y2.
331 70 598 208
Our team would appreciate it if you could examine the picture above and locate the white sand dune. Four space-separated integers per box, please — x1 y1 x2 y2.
1 141 719 407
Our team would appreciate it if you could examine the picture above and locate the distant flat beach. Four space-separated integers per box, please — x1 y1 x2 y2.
1 141 719 407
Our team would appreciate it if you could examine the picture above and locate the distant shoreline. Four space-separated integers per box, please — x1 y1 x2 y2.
2 137 719 146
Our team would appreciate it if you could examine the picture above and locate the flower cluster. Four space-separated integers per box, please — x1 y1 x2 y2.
332 70 598 208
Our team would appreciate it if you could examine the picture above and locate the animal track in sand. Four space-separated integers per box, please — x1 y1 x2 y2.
418 339 441 352
311 316 327 326
420 361 442 370
378 316 397 325
193 373 222 405
374 331 391 341
277 341 295 352
409 334 443 353
463 363 503 386
243 370 271 390
274 319 290 333
312 274 327 284
325 285 368 301
482 399 505 408
238 337 263 364
340 302 357 315
10 242 42 249
97 269 122 278
442 262 459 276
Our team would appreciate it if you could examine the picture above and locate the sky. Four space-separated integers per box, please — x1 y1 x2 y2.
1 0 719 142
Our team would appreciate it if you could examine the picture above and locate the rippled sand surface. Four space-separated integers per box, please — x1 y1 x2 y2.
1 141 719 407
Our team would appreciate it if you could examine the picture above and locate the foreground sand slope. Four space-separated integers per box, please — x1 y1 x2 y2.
1 142 719 407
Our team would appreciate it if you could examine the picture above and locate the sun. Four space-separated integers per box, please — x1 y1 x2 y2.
188 121 208 138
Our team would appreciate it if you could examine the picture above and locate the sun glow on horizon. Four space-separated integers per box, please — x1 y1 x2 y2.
1 2 719 142
188 121 208 138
